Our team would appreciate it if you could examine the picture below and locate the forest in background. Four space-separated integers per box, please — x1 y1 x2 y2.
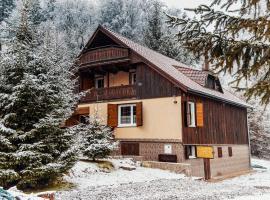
0 0 269 159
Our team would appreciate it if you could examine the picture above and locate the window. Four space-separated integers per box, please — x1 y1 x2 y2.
207 76 216 89
95 76 104 88
188 102 196 127
118 104 136 127
130 72 136 85
217 147 223 158
228 147 233 157
186 145 197 159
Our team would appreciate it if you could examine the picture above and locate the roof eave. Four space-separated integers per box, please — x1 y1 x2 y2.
187 88 252 109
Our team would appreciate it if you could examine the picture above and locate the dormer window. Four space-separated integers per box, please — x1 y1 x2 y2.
95 76 104 89
206 75 223 93
207 76 216 89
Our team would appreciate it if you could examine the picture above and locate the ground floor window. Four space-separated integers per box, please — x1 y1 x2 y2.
186 145 197 159
118 104 136 127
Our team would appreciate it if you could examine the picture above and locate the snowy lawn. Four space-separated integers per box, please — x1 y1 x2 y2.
55 158 270 200
63 158 185 189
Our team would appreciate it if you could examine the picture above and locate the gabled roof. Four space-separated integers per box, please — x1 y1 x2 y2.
82 25 250 108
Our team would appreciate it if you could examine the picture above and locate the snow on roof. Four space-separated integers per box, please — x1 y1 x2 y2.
85 26 250 108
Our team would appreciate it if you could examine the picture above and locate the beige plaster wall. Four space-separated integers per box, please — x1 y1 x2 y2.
78 96 182 140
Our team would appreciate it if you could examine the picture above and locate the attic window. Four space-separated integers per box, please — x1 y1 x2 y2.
207 76 216 90
206 75 223 93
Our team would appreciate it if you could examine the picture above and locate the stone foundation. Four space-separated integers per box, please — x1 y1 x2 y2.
114 140 250 179
142 161 191 176
185 145 250 177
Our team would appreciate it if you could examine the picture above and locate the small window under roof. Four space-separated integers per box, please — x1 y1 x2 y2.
87 31 119 49
206 75 223 93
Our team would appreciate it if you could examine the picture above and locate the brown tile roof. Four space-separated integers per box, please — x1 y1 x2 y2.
85 26 250 108
173 66 208 86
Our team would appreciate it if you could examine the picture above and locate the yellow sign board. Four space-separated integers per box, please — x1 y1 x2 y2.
196 146 214 159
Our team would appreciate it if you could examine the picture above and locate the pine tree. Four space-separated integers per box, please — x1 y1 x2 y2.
248 99 270 159
100 0 147 41
143 0 163 51
71 115 118 161
100 0 125 35
0 0 15 22
167 0 270 105
43 0 56 20
0 0 78 190
50 0 97 58
143 1 198 65
28 0 45 25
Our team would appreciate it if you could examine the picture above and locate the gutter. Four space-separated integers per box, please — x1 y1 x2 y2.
187 88 252 109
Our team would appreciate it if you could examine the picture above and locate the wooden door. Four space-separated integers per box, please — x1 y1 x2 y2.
121 142 139 156
203 158 211 180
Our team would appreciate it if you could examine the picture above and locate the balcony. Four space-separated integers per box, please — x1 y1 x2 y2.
80 85 136 103
79 46 129 67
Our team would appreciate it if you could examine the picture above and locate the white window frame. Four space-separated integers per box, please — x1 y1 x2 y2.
188 146 197 159
130 72 136 85
188 101 196 127
118 104 136 127
95 76 104 89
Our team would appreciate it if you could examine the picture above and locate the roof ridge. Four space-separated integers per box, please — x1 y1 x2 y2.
173 65 204 72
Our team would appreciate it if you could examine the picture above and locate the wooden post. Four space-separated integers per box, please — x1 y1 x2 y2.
203 158 211 180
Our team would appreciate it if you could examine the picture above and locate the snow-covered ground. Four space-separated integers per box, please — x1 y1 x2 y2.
64 158 185 189
54 158 270 200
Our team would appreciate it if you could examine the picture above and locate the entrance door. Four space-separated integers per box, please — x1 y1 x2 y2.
203 158 211 180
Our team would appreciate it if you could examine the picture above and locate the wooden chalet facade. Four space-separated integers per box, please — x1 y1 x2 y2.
68 25 251 179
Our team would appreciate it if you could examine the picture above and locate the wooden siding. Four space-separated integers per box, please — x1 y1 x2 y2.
136 64 181 99
182 94 248 145
80 85 136 103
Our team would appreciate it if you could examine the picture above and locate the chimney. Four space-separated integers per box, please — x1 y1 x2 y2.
203 51 209 71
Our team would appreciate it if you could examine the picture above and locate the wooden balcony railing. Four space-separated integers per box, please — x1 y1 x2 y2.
79 46 129 66
80 85 136 103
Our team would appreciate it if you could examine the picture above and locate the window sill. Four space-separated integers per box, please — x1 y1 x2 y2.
117 124 137 128
188 125 196 128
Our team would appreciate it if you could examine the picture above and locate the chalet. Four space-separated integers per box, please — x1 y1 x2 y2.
67 25 251 179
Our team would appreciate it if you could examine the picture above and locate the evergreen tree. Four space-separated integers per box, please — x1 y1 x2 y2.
248 99 270 159
143 1 198 66
167 0 270 105
100 0 124 34
0 0 78 189
51 0 97 58
28 0 45 25
100 0 147 41
0 0 15 22
143 0 163 51
71 115 118 161
43 0 56 20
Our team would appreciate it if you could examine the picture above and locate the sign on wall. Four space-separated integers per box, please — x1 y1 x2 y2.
164 144 172 154
196 146 214 159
